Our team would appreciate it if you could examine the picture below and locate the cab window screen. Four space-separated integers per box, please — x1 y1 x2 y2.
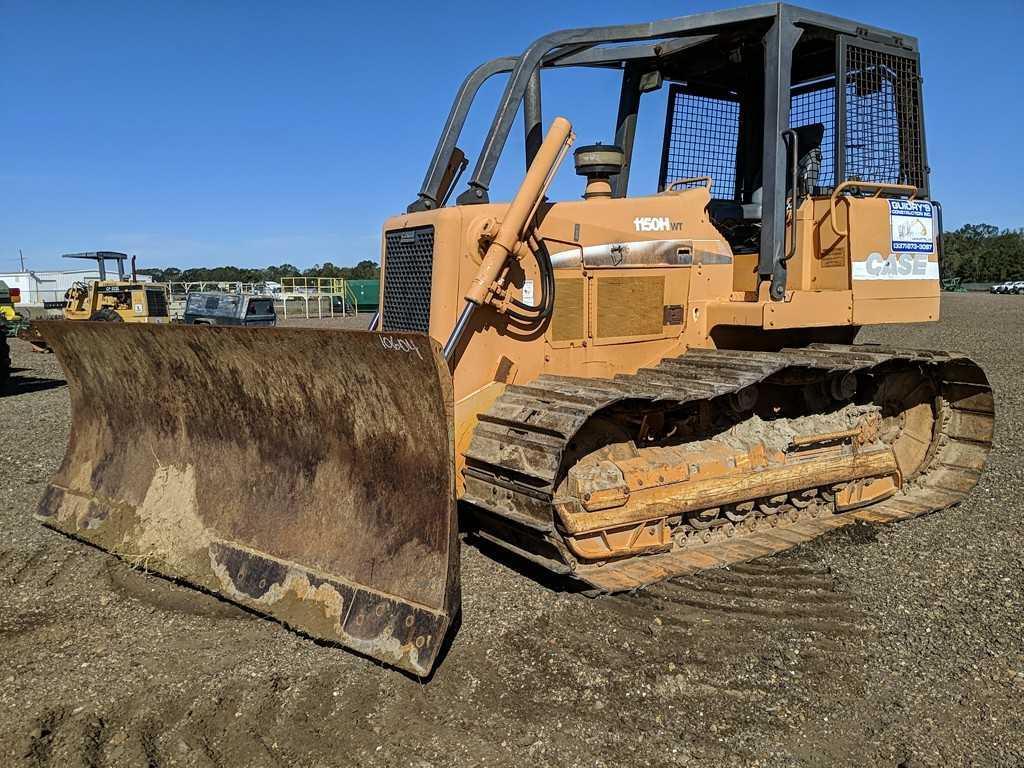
840 40 927 194
658 84 740 199
790 78 837 192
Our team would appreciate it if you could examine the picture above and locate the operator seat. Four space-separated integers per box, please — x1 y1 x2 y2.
707 121 825 226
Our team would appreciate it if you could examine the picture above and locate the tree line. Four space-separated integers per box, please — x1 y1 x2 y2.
132 223 1022 286
137 260 380 284
940 224 1024 283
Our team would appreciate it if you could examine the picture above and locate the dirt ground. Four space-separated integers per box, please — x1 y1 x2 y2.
1 294 1021 767
277 313 377 331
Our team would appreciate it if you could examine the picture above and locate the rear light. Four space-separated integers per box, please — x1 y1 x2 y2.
10 288 20 303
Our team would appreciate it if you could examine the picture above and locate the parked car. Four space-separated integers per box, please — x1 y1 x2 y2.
1013 281 1024 295
990 281 1017 294
182 293 277 326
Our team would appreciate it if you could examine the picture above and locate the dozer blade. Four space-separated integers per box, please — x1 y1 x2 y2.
34 321 458 676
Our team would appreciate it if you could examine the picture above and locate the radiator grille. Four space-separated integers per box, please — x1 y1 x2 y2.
381 226 434 334
145 288 168 317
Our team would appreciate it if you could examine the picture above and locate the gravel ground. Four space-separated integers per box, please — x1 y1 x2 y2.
277 313 376 330
0 294 1020 767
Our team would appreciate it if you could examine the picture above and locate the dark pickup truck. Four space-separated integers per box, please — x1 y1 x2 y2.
182 293 277 326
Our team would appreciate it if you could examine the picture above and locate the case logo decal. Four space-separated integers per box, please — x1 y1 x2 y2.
853 252 939 281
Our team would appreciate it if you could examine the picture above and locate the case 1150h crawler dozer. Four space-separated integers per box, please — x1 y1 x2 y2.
36 5 993 676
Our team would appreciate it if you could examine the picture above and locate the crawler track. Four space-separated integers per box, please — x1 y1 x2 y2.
463 343 993 591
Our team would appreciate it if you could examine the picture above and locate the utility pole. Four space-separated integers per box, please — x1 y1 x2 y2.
18 249 25 271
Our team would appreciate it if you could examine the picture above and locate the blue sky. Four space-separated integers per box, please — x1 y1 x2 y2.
1 0 1020 272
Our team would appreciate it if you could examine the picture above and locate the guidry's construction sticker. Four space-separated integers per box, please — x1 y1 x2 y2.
889 200 935 253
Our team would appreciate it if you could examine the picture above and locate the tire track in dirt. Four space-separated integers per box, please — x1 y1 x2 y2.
16 665 389 767
3 539 385 767
590 551 874 756
640 578 866 628
4 547 46 586
25 709 66 768
0 545 96 642
0 545 95 590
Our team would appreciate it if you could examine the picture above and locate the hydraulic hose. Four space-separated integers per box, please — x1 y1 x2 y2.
505 236 555 322
443 117 574 365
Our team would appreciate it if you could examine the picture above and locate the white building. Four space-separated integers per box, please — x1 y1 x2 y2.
0 269 152 306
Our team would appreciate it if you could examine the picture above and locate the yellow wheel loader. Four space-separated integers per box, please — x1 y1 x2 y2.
35 6 993 676
14 253 170 352
59 252 170 324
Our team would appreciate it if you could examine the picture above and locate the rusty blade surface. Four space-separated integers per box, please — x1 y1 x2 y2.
34 321 458 676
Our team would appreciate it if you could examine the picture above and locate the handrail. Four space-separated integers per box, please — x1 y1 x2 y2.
828 181 919 237
781 130 799 264
662 176 713 193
